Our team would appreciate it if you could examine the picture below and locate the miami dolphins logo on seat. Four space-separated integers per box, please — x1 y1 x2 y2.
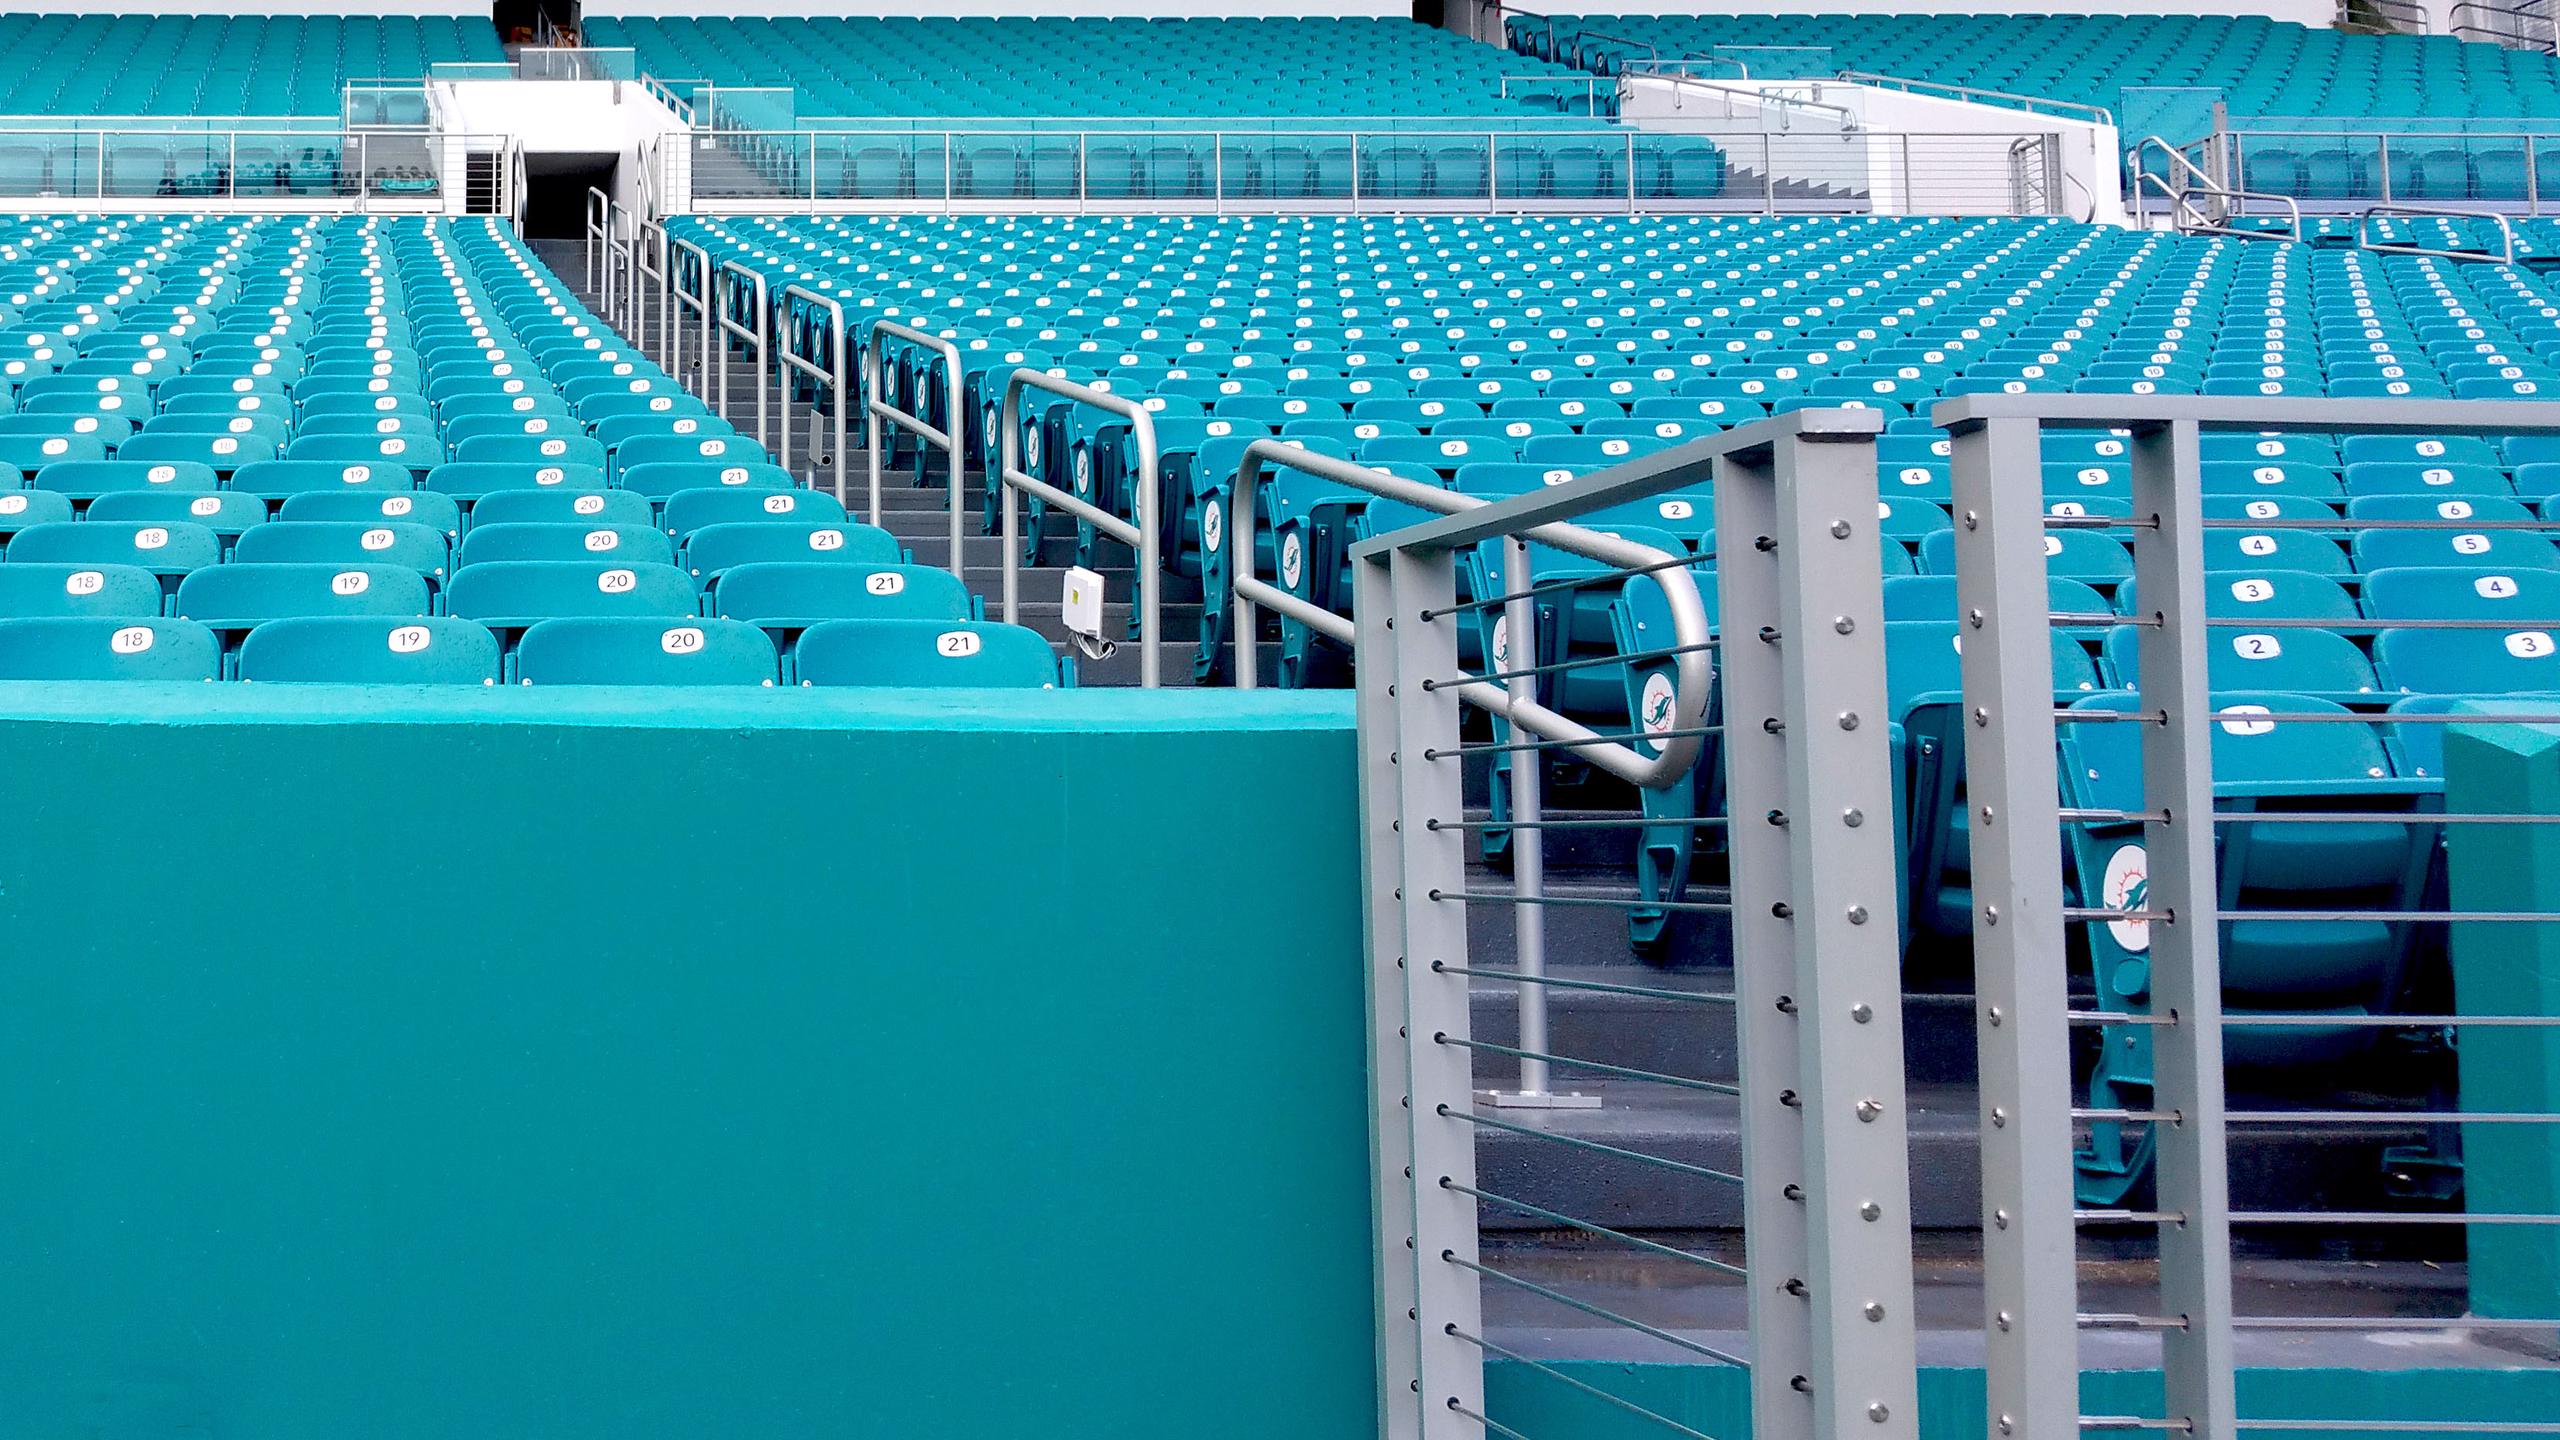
1639 672 1677 742
2102 844 2150 953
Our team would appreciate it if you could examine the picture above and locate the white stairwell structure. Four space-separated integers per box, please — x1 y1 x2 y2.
429 55 692 220
1617 69 2126 223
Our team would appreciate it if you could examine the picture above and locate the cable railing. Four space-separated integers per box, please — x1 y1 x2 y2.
1933 391 2560 1440
0 127 445 206
1351 407 1922 1437
683 124 2078 219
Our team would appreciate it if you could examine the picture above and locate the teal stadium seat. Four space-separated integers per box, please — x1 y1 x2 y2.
0 616 219 680
237 616 503 685
514 616 782 686
0 563 165 619
793 618 1058 688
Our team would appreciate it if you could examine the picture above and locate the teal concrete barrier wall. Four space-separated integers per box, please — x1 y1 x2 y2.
1484 1364 2560 1439
0 683 1370 1440
2445 719 2560 1321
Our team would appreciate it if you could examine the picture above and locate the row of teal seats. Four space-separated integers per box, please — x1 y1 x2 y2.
0 455 789 500
0 555 985 635
0 615 1056 688
1 517 905 596
0 476 845 544
808 135 1726 201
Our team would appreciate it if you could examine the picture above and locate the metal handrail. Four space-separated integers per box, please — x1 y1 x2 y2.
666 233 713 396
864 317 966 555
583 186 610 299
2129 135 2302 242
776 283 850 504
1225 413 1864 791
1624 53 1753 81
712 258 771 454
2451 0 2558 50
2358 202 2519 264
1624 74 1859 128
635 217 670 370
641 74 704 123
1834 71 2117 127
998 369 1161 687
606 198 638 336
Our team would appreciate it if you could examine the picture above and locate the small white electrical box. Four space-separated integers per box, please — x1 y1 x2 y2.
1063 566 1107 645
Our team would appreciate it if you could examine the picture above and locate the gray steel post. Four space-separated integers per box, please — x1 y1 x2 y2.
1480 538 1594 1110
1945 413 2082 1440
1385 541 1489 1440
1772 429 1919 1438
2126 419 2238 1440
1353 543 1424 1440
1716 436 1818 1440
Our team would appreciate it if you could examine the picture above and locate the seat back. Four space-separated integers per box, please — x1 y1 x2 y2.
514 616 782 686
793 618 1057 688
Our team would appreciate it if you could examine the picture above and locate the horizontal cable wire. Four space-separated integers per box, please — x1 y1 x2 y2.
2229 1315 2560 1332
1424 724 1723 761
1442 1252 1750 1368
2231 1211 2560 1225
1438 1033 1744 1097
2242 1414 2560 1424
1436 962 1739 1006
1441 1104 1745 1186
1443 1180 1747 1279
2224 1110 2560 1124
1421 545 1715 621
1447 1326 1726 1440
1432 888 1736 914
1426 638 1719 691
1430 814 1734 832
1448 1399 1537 1440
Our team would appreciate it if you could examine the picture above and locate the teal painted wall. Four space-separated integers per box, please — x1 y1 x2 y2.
2445 720 2560 1321
0 683 1372 1440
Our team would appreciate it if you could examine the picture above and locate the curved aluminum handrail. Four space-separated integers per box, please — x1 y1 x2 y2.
712 258 771 452
2359 202 2518 265
863 317 967 559
1227 443 1716 793
998 369 1162 687
2128 135 2302 242
776 283 850 503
